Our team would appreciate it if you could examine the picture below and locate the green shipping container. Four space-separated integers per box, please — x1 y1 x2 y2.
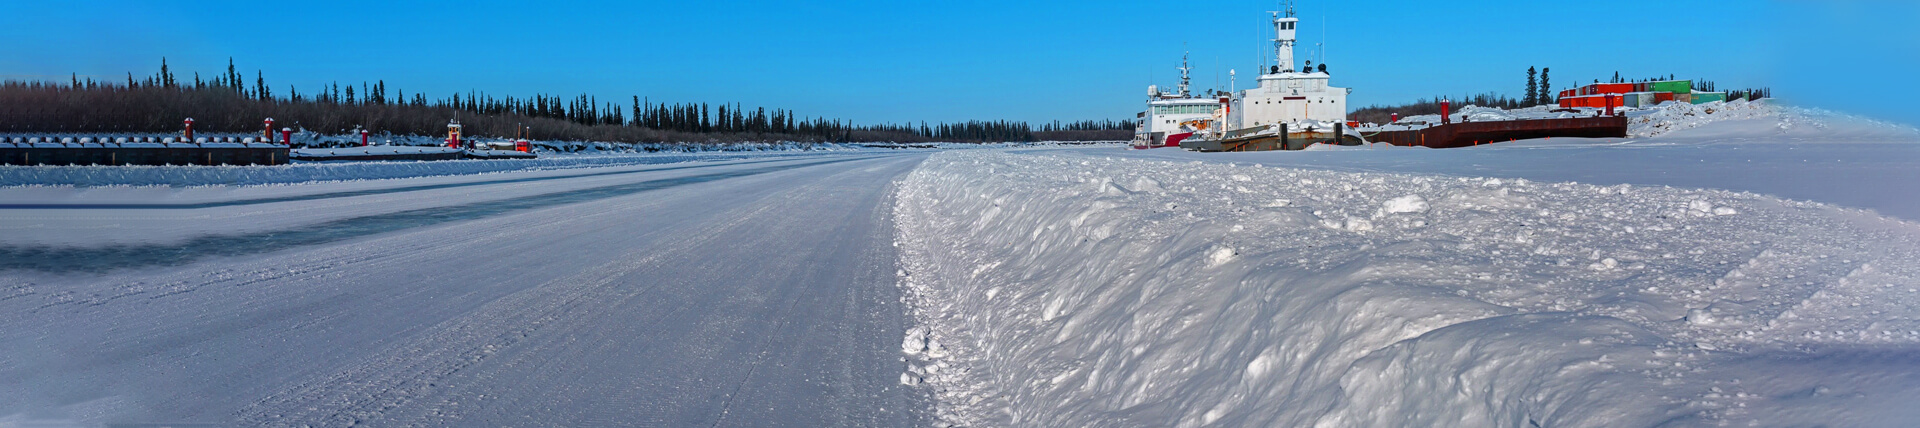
1691 92 1726 104
1651 80 1692 94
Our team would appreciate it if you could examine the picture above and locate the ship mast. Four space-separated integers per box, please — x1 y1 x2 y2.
1177 52 1192 97
1272 1 1298 74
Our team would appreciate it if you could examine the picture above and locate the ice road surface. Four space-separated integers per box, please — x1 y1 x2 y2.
0 154 928 426
895 114 1920 425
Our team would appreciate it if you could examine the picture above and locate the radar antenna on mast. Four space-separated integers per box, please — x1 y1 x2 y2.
1177 52 1192 97
1270 1 1299 74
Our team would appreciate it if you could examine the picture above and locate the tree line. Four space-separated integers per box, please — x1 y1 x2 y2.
1348 92 1524 125
4 58 1133 143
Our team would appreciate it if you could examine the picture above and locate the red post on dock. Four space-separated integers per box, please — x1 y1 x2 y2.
1391 113 1398 123
360 128 370 147
263 118 275 143
281 128 293 145
1440 100 1451 125
1605 94 1616 117
183 117 194 143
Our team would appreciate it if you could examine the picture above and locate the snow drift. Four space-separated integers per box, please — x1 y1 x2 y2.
894 151 1920 427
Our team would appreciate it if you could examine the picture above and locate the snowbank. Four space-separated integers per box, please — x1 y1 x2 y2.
894 151 1920 427
294 146 462 157
1626 100 1777 138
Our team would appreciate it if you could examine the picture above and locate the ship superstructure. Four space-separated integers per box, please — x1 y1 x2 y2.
1133 3 1353 151
1130 54 1225 149
1232 4 1348 130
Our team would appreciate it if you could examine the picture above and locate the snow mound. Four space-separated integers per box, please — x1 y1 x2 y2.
894 151 1920 427
1628 99 1777 138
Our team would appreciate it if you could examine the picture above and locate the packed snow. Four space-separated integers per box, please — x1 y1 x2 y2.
1129 102 1920 222
895 149 1920 426
4 98 1917 427
0 153 929 426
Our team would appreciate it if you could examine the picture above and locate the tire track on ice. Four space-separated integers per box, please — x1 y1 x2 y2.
0 156 812 210
230 156 910 426
0 157 876 273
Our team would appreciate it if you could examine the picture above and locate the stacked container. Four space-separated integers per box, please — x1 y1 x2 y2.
1620 92 1655 108
1650 80 1692 94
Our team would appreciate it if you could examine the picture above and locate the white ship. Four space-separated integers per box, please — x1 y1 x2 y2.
1129 54 1225 149
1143 3 1359 151
1230 3 1349 132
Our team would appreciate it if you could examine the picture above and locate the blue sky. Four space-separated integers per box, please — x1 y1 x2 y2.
1 0 1912 125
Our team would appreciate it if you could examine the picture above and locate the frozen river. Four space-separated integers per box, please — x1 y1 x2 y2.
0 154 929 426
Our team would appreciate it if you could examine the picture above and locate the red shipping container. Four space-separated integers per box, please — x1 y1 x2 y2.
1654 92 1675 103
1595 83 1634 94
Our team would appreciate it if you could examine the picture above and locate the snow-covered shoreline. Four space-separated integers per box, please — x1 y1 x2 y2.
894 150 1920 426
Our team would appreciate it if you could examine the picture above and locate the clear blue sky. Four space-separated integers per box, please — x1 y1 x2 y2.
1 0 1912 125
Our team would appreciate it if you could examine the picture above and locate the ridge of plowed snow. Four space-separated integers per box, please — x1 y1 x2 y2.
893 151 1920 427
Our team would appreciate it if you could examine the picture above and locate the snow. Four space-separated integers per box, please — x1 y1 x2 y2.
1126 103 1920 222
294 146 461 157
1374 99 1792 139
895 148 1920 426
0 152 930 426
0 156 883 248
3 101 1917 427
0 151 852 187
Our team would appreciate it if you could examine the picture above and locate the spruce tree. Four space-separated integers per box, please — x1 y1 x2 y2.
1525 67 1538 107
256 71 269 101
160 57 175 88
1540 68 1551 104
227 58 240 92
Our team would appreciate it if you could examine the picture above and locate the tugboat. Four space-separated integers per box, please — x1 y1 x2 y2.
1129 53 1225 149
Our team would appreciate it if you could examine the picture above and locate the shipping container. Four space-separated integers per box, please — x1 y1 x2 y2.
1674 93 1693 103
1654 92 1675 103
1621 92 1652 107
1651 80 1692 94
1691 92 1725 104
1594 83 1635 94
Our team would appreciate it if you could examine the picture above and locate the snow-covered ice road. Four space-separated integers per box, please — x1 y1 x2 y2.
0 154 929 426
